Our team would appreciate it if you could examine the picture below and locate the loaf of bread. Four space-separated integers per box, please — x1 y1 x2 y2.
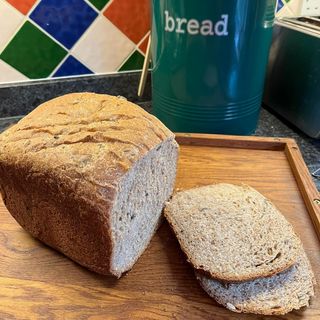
0 93 179 277
164 183 302 282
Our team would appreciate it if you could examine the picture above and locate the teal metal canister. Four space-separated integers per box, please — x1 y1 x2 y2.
151 0 276 135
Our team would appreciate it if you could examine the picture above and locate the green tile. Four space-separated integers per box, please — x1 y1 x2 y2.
0 21 67 79
88 0 110 10
119 50 145 72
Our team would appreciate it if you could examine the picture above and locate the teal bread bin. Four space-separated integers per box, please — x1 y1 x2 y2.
151 0 276 134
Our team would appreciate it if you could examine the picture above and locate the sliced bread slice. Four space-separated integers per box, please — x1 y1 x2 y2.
196 249 315 315
164 183 302 282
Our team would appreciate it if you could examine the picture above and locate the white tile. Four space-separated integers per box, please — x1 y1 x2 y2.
287 0 303 16
0 1 24 52
72 16 135 73
0 59 28 83
276 4 294 18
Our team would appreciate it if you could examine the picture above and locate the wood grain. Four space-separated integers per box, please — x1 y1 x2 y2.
0 133 319 319
285 142 320 240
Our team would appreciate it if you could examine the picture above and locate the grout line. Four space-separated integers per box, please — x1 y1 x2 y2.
100 4 138 51
68 52 94 74
67 1 115 55
100 0 115 13
1 0 142 82
27 1 97 53
27 0 99 55
27 19 69 52
71 14 136 73
115 47 137 71
136 31 150 49
83 0 99 13
0 59 29 80
69 15 101 58
0 0 86 81
136 31 150 56
83 0 114 16
0 0 47 57
48 53 70 78
0 21 25 56
0 2 26 55
136 47 145 56
26 0 42 17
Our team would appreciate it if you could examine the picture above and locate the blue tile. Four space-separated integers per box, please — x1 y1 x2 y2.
277 0 284 12
30 0 97 49
53 55 92 77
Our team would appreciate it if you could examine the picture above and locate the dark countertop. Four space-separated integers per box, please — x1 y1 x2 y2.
0 73 319 190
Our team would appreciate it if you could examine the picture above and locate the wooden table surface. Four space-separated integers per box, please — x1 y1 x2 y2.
0 134 319 319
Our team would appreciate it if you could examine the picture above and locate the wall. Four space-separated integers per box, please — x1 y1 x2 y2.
276 0 320 17
0 0 150 84
0 0 300 85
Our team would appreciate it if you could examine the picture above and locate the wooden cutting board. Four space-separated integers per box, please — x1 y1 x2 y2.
0 133 319 320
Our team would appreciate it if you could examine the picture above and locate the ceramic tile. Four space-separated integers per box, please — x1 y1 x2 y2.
0 0 150 84
30 0 98 49
103 0 150 44
88 0 110 11
0 21 67 79
5 0 37 15
119 50 144 71
277 0 285 11
0 1 24 52
276 4 294 17
287 0 302 13
53 55 92 77
0 59 28 82
72 16 135 73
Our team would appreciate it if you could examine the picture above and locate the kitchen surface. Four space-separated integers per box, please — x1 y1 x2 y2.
0 72 319 190
0 0 319 319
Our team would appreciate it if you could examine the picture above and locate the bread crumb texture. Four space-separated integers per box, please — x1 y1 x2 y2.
165 183 302 282
197 249 315 315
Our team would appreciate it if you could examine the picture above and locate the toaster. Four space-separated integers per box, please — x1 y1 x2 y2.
264 17 320 138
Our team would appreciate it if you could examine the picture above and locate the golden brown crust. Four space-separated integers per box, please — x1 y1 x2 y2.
0 93 174 276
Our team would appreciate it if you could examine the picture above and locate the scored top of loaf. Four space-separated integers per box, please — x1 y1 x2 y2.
164 183 302 282
0 93 175 208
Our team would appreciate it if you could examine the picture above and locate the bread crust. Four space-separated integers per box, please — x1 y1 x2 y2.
196 250 315 315
0 93 174 276
165 213 298 283
164 183 302 282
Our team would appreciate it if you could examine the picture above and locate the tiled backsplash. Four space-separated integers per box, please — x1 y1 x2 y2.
0 0 150 84
0 0 300 85
276 0 320 17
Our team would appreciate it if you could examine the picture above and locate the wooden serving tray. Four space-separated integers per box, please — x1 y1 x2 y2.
0 133 319 319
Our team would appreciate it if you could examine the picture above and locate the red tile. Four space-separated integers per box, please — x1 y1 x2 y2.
6 0 37 15
138 34 149 54
103 0 150 44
